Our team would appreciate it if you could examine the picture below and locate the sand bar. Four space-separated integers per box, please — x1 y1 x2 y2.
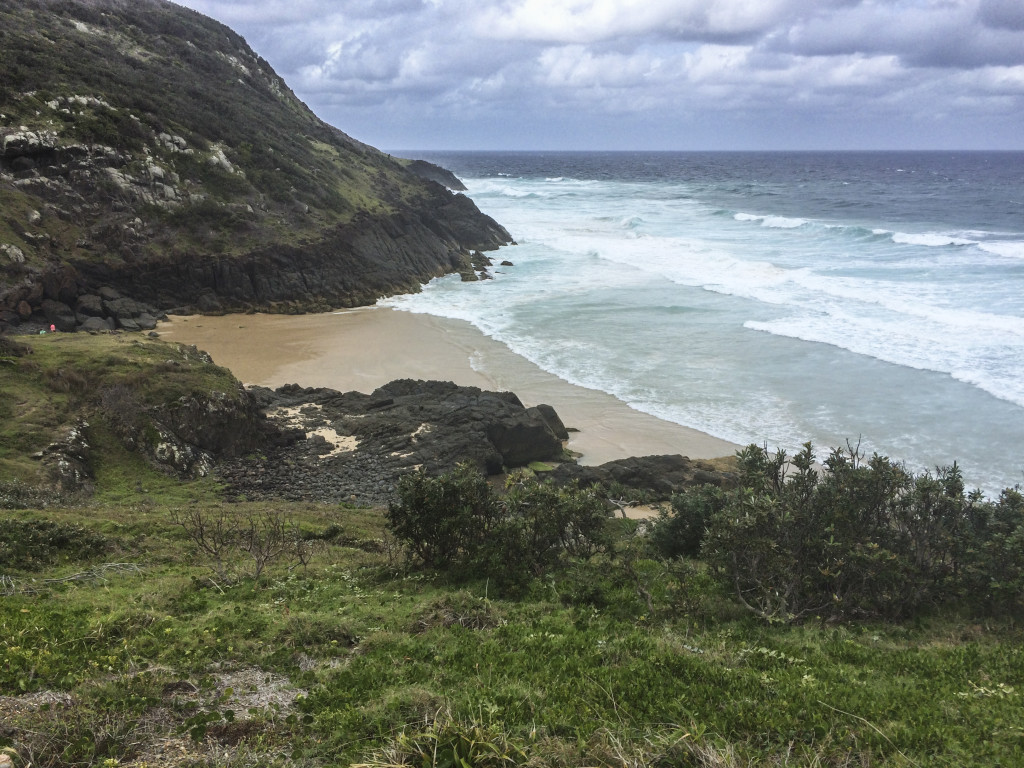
159 307 740 465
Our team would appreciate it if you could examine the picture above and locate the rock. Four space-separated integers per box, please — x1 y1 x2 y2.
529 404 569 441
1 244 25 263
75 294 105 317
136 312 158 330
117 316 141 332
2 129 58 157
104 297 145 319
79 316 114 332
17 300 32 320
98 286 122 301
500 260 514 266
222 379 567 505
404 159 468 191
41 419 93 492
41 298 77 331
548 455 737 499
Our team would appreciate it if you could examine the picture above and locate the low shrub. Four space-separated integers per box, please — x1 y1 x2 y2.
387 466 610 589
675 442 1024 622
0 518 109 571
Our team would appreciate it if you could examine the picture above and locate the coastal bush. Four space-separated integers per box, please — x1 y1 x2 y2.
386 464 498 571
689 442 1024 622
964 487 1024 614
387 466 609 588
650 484 725 559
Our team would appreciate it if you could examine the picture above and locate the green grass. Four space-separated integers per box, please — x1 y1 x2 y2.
1 496 1021 767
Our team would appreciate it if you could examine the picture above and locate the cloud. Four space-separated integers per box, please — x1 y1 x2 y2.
169 0 1024 149
979 0 1024 31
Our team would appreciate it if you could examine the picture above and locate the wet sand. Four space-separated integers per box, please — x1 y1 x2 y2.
159 307 740 466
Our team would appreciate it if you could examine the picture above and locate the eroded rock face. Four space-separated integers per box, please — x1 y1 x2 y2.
40 420 94 493
220 380 567 506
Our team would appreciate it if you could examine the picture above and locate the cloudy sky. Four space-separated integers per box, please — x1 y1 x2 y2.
173 0 1024 151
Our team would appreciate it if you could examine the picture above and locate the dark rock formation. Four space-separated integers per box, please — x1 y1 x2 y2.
548 455 737 498
403 159 468 191
220 379 568 506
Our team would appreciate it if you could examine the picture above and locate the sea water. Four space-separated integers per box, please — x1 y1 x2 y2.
383 152 1024 495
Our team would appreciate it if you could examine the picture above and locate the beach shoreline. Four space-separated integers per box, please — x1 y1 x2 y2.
158 307 740 466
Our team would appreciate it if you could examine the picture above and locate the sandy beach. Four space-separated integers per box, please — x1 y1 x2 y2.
159 307 740 466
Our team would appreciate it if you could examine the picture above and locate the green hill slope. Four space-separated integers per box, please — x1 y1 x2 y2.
0 0 509 328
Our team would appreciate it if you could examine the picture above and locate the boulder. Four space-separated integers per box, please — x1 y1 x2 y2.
529 403 569 441
75 294 105 317
1 244 26 263
104 296 146 319
79 316 114 332
98 286 122 301
136 312 158 330
41 299 77 331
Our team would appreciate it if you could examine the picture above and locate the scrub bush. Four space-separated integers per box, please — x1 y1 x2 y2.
387 466 610 588
662 442 1024 622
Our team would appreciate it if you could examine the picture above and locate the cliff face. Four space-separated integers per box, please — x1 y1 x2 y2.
0 0 510 328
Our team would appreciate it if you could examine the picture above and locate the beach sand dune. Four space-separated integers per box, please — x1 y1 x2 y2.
159 308 739 466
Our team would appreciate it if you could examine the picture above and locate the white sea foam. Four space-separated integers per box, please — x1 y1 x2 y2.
977 241 1024 259
891 232 975 247
734 212 807 228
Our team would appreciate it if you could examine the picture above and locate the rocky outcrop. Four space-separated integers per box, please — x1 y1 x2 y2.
100 346 265 479
547 455 737 499
37 420 94 494
220 380 568 506
404 160 468 191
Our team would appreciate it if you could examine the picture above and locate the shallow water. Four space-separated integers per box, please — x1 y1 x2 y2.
385 151 1024 494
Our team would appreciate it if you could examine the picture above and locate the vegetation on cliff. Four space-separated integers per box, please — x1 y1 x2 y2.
0 0 509 324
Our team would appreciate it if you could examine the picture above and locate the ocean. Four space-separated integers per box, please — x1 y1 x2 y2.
384 151 1024 495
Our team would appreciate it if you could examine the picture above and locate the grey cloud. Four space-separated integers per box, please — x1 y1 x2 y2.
775 2 1024 69
979 0 1024 31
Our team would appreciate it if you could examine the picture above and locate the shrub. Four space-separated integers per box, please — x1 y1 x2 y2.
386 464 498 571
169 506 318 583
650 484 725 559
965 487 1024 614
387 466 610 587
697 442 1015 622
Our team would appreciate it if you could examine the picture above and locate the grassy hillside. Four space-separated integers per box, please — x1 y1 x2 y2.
1 495 1022 767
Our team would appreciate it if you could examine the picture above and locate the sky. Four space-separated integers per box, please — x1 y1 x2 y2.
171 0 1024 151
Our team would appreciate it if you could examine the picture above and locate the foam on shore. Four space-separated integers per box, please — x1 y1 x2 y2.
159 307 739 466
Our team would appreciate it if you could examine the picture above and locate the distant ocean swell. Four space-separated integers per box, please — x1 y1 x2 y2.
386 152 1024 493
